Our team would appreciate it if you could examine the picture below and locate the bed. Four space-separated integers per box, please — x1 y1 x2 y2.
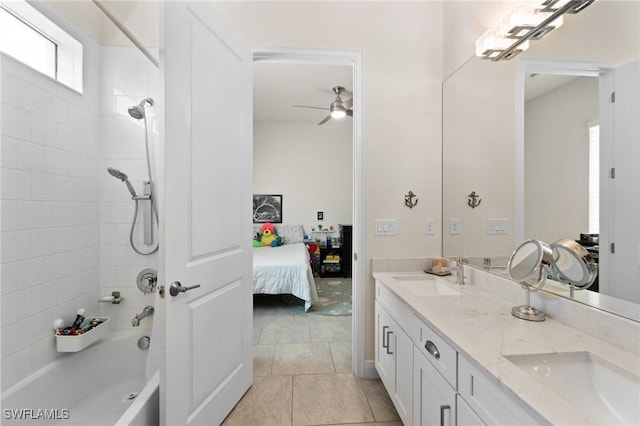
252 225 318 311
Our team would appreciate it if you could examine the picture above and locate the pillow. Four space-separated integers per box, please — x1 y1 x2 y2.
275 225 304 244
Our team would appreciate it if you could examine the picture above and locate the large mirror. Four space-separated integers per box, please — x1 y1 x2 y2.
442 0 640 321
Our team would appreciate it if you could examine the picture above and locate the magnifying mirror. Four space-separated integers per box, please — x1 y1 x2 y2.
507 239 553 321
550 239 598 290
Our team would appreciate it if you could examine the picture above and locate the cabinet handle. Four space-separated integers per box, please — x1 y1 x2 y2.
425 340 440 360
440 404 451 426
382 325 389 349
385 330 394 355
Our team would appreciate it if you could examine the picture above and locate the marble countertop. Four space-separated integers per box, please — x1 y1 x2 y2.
373 270 640 426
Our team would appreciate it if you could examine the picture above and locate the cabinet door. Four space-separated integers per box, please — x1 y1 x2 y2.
414 347 456 426
457 395 485 426
393 324 413 425
375 301 394 390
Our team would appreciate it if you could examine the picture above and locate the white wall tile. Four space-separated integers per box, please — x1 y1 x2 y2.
1 168 31 200
1 324 18 359
1 262 18 296
1 230 32 262
16 257 48 291
1 105 31 142
1 136 17 168
1 200 17 231
1 289 32 326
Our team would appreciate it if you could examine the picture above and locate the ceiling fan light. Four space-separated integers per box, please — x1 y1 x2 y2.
330 102 347 119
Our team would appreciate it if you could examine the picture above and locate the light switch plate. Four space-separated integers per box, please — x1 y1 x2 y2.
374 219 397 236
424 218 436 235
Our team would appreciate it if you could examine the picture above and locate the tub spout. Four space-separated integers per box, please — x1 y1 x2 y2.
132 306 154 327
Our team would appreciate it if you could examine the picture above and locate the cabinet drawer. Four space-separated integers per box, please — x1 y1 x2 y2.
458 355 541 425
375 280 415 333
415 315 457 390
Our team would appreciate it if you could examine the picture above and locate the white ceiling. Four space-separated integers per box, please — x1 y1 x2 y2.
253 62 352 124
525 73 582 102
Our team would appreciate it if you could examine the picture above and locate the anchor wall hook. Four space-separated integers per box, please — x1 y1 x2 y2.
404 191 418 209
467 191 481 208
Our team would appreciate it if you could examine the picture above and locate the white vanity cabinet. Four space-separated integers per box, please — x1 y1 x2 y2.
375 300 413 425
458 356 539 426
375 278 543 426
413 346 457 425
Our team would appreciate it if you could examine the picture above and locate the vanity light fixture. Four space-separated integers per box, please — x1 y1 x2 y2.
476 0 596 61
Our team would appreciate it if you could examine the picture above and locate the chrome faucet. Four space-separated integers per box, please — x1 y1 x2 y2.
455 256 467 285
131 305 154 327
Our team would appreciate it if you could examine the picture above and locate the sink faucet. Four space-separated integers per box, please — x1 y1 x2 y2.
131 305 154 327
455 256 467 285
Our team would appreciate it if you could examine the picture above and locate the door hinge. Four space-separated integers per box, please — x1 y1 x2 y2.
610 167 616 179
353 253 358 261
610 243 615 254
610 92 616 103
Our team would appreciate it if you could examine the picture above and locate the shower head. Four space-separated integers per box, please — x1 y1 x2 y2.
107 167 137 198
107 167 127 181
128 97 154 120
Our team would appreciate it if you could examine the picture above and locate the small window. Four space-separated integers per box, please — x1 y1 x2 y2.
0 1 83 93
0 7 56 78
588 123 600 234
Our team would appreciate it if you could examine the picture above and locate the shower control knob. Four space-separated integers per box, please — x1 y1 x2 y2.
169 281 201 297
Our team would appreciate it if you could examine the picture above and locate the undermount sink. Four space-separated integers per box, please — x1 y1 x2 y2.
392 275 462 297
505 351 640 425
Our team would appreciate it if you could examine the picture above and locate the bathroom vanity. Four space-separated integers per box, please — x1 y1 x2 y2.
373 268 640 426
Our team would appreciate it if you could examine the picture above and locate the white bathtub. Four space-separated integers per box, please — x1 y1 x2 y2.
2 332 159 426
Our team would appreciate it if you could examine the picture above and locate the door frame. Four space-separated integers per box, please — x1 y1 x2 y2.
253 47 366 377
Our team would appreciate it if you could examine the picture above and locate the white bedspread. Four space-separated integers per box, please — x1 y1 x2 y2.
253 243 318 311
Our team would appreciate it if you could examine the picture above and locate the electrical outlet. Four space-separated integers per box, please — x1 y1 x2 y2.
449 218 461 235
424 218 436 235
374 219 397 236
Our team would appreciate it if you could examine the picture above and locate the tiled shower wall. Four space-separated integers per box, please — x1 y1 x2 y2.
1 47 102 389
98 46 159 332
1 35 160 390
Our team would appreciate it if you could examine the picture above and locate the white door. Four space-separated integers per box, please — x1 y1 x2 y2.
602 61 640 303
161 2 253 425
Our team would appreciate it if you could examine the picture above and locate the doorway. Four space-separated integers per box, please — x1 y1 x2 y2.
252 48 365 377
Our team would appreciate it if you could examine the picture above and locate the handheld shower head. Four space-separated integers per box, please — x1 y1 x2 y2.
128 98 154 120
107 167 137 198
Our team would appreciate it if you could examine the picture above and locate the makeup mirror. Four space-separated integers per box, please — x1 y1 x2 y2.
508 239 552 321
550 238 598 289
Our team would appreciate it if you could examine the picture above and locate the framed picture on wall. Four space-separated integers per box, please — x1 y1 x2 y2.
253 194 283 223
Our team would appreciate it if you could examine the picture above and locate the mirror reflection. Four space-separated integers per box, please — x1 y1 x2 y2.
442 0 640 321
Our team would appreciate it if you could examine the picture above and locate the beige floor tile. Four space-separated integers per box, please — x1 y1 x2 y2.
259 321 310 344
253 325 263 344
358 379 401 422
222 376 293 426
329 341 352 373
292 373 374 426
309 317 352 342
272 342 335 375
254 344 274 377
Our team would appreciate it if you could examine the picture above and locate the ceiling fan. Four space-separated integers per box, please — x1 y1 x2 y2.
293 86 353 125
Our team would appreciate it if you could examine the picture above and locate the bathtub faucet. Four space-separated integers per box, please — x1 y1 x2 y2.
131 306 154 327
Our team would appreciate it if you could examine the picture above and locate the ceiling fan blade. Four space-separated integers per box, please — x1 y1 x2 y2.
317 114 332 125
293 104 330 111
343 97 353 109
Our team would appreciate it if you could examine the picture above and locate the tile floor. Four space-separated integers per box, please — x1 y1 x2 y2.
223 292 401 426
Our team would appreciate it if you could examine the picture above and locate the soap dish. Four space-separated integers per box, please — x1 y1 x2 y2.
424 269 452 277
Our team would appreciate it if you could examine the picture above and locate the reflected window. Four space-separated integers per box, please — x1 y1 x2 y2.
588 123 599 233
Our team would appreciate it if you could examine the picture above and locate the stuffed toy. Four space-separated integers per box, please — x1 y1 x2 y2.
253 222 283 247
